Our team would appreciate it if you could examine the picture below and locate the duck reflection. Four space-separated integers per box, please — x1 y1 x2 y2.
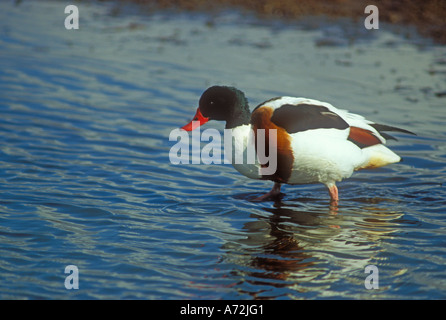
225 196 403 298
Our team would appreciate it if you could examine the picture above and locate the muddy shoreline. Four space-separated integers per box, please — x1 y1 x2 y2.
84 0 446 44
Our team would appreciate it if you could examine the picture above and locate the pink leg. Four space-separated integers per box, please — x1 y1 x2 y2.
253 182 281 201
327 183 339 206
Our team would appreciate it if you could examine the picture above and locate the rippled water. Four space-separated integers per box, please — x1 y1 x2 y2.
1 1 446 300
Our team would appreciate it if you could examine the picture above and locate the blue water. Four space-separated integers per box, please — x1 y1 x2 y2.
1 1 446 299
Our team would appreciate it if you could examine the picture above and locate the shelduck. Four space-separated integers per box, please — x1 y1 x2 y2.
181 86 415 204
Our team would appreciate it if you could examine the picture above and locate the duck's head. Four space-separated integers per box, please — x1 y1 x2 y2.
181 86 251 131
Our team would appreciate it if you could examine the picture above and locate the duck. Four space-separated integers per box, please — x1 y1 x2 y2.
181 86 415 204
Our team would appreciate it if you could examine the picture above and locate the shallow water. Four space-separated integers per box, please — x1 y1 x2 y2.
1 1 446 300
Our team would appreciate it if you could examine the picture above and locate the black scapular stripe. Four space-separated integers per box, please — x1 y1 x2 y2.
270 104 349 134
